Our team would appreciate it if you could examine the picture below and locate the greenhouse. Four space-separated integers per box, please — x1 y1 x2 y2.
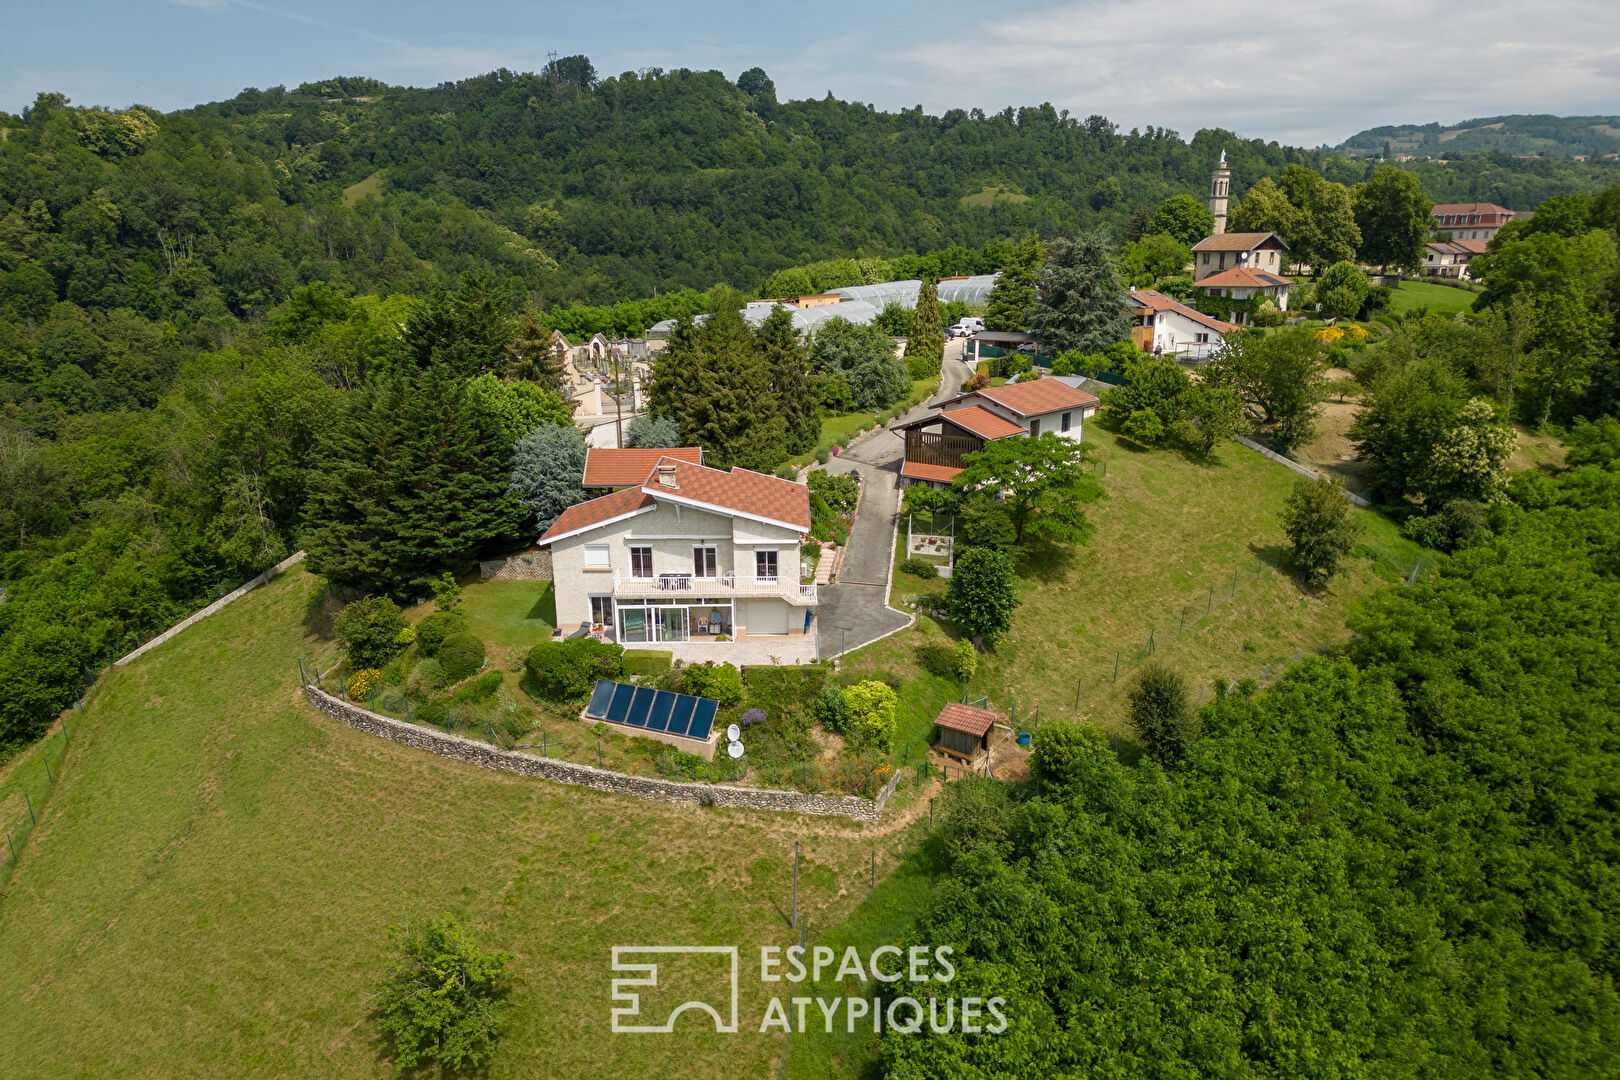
831 273 999 309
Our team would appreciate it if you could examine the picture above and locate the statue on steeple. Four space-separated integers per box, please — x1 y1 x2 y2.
1209 151 1231 236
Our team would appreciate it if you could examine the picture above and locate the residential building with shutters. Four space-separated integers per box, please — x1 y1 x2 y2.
538 457 817 661
894 377 1100 487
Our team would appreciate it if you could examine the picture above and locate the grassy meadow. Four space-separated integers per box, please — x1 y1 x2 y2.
0 569 914 1080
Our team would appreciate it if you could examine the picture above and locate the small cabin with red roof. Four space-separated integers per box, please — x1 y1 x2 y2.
892 376 1100 487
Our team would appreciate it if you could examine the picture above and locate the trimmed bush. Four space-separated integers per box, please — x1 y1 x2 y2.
813 684 851 733
334 596 408 669
682 662 744 706
900 557 938 579
524 638 625 701
439 633 486 682
415 609 467 656
406 657 447 695
844 680 897 753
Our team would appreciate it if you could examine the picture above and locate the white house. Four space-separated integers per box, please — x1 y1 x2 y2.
1129 289 1238 360
1422 239 1487 280
1192 232 1289 281
538 457 817 663
894 377 1100 486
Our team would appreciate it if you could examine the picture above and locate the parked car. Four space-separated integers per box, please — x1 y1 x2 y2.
947 317 985 338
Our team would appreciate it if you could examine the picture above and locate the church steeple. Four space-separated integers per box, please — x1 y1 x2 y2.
1209 150 1230 236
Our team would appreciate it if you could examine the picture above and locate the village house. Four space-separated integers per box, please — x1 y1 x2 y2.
1191 232 1290 281
1421 238 1489 280
1129 289 1238 361
581 446 704 490
538 457 817 663
894 377 1100 486
1430 201 1520 244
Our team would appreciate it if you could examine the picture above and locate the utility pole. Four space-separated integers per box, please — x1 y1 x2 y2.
613 355 625 449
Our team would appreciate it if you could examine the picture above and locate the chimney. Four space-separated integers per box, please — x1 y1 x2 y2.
655 464 678 489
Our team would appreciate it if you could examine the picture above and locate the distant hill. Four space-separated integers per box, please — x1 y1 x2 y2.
1334 114 1620 159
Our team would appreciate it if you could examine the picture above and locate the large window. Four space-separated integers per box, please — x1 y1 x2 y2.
755 550 779 582
584 544 610 569
590 595 614 627
693 545 717 578
630 546 653 579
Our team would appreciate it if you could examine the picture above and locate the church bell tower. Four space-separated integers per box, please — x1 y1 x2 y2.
1209 150 1230 236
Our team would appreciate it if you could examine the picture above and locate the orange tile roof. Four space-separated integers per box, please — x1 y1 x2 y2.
934 702 1006 738
1192 231 1288 253
1431 201 1515 217
901 461 964 484
1130 290 1239 335
641 458 811 530
582 446 703 488
940 404 1028 440
1195 267 1291 289
538 485 655 544
973 378 1101 418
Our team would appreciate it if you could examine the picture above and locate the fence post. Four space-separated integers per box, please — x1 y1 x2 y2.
43 759 53 786
596 739 603 769
6 832 15 863
1232 568 1238 597
1074 677 1081 709
1178 608 1186 636
1207 587 1213 615
929 797 934 825
542 732 548 757
25 793 37 825
1148 630 1155 655
1112 651 1120 684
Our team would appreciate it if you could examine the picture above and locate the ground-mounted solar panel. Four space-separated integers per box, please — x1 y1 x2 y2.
688 699 718 741
586 680 615 719
666 695 696 737
606 682 635 724
646 691 675 732
625 685 655 728
585 681 719 744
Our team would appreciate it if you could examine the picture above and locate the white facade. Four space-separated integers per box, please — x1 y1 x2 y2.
546 498 815 655
1143 308 1226 357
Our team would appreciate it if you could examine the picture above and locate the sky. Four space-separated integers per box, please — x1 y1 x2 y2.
3 0 1619 146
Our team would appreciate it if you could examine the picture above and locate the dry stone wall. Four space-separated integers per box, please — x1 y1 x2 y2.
479 550 553 580
305 685 900 823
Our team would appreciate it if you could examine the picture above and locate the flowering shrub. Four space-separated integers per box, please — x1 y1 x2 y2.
347 668 383 700
742 708 767 727
1316 326 1345 346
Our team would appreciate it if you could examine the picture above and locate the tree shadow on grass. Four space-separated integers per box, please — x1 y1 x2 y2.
525 582 557 626
1247 541 1293 575
301 575 339 640
1016 538 1078 583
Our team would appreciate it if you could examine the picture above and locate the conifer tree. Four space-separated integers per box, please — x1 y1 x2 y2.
505 312 567 394
304 360 527 598
647 308 788 471
906 279 945 378
758 306 821 454
1029 232 1132 354
984 235 1044 332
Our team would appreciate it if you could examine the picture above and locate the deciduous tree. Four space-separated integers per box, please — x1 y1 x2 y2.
952 433 1102 545
946 546 1019 647
1281 476 1360 587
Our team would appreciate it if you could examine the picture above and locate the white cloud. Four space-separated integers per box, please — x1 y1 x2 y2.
871 0 1620 144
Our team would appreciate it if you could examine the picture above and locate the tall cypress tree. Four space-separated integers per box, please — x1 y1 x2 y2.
648 308 788 471
906 279 945 377
397 273 514 377
304 360 527 598
1029 232 1132 354
758 306 821 455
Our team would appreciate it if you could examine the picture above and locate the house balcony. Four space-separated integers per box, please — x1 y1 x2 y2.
611 570 817 605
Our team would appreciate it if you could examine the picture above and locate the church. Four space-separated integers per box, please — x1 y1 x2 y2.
1189 152 1291 325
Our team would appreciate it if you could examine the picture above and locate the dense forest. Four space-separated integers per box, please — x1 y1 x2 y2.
889 454 1620 1078
0 57 1616 754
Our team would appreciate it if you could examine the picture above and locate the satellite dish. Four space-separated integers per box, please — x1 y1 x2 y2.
727 740 745 760
726 723 741 742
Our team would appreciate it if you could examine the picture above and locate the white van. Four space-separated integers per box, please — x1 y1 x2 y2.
948 317 985 338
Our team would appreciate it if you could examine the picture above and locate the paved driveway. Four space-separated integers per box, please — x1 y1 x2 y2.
813 342 970 658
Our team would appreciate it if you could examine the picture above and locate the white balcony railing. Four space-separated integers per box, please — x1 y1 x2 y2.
611 571 816 604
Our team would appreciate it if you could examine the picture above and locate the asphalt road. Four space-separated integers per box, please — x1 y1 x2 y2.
814 341 971 658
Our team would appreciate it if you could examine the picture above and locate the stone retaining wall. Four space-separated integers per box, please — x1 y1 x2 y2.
305 685 899 823
117 551 307 668
480 549 554 580
1232 435 1372 508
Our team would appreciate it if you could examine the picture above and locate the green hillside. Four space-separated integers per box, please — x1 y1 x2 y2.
0 568 904 1078
1337 113 1620 159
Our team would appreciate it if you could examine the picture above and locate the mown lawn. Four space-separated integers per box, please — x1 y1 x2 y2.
789 376 939 468
1385 278 1479 316
0 569 909 1080
844 424 1426 735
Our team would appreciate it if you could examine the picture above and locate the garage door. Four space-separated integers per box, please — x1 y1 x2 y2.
747 600 790 636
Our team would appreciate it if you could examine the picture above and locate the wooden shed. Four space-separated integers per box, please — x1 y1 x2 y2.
932 702 1006 763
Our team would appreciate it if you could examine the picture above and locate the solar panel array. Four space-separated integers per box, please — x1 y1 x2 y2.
584 680 718 741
